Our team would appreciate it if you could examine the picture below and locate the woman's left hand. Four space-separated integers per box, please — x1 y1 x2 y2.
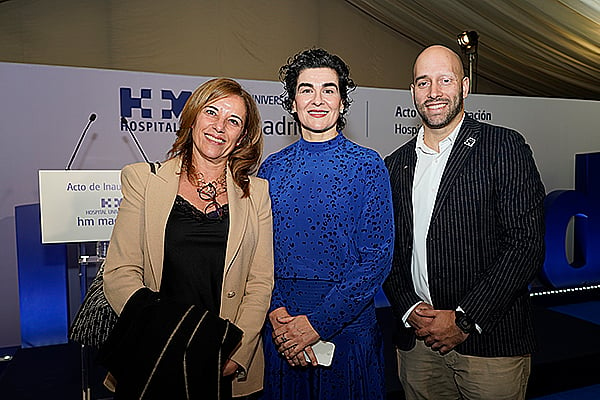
273 315 320 363
222 359 240 376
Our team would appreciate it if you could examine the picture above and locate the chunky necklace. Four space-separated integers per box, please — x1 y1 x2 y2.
194 169 227 219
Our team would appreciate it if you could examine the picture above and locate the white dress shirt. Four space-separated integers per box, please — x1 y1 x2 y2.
402 117 464 324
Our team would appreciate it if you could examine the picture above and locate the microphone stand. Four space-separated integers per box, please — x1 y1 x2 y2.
121 116 160 174
64 113 98 400
121 116 151 163
66 113 97 170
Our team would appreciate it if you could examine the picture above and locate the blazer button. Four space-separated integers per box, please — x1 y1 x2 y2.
226 291 236 298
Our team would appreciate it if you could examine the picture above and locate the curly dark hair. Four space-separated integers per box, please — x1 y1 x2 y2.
279 48 356 131
167 78 263 198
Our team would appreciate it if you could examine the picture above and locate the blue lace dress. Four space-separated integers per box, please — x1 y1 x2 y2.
258 133 394 400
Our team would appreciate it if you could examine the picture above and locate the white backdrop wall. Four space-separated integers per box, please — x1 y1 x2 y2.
1 62 599 347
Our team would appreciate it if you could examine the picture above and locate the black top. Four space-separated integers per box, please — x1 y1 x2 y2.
161 195 229 314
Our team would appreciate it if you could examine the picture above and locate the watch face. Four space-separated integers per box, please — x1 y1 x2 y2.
459 319 472 331
456 312 475 333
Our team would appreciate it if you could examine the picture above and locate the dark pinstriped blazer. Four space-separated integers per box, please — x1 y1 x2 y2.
383 115 545 357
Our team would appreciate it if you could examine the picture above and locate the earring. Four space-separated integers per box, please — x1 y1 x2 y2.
236 134 246 147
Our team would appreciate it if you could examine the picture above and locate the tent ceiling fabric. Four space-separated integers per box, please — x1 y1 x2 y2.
346 0 600 100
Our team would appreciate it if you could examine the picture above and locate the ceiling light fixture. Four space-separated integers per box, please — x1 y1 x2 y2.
457 31 479 93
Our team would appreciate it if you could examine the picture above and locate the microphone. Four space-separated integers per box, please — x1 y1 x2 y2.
121 116 151 164
65 113 97 170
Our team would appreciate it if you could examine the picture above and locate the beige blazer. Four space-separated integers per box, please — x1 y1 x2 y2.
103 157 274 396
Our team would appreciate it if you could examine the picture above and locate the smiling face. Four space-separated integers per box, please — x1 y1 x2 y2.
191 95 246 167
292 67 343 142
411 46 469 136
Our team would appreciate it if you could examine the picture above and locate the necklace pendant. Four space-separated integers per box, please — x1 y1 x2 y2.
198 182 217 199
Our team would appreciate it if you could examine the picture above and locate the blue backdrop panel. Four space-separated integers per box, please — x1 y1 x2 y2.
15 203 68 348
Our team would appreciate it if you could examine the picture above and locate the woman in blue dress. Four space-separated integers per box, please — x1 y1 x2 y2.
258 48 394 399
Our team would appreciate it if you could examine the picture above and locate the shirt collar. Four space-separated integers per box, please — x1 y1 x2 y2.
415 114 465 155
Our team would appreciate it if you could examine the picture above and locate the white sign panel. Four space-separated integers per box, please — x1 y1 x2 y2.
39 170 121 243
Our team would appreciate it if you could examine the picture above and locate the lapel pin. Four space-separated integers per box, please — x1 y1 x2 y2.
464 137 476 147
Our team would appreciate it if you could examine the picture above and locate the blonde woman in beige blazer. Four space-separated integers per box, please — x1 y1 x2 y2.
103 78 274 398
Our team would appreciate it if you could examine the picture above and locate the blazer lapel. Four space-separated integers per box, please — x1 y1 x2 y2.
400 143 417 234
430 116 480 222
224 168 248 277
145 158 180 289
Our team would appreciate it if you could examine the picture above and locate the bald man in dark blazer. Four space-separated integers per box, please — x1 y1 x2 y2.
384 45 545 399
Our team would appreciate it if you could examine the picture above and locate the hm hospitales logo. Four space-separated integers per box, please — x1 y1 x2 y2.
119 87 192 133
